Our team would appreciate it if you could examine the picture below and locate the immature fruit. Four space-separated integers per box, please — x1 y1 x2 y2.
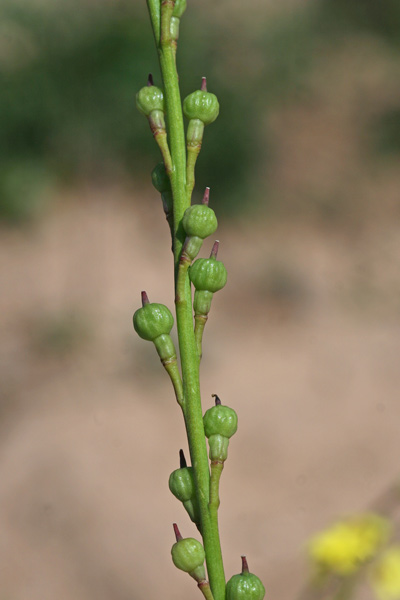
173 0 187 18
171 537 205 573
226 571 266 600
226 557 266 600
133 302 173 341
183 90 219 125
182 205 217 240
151 162 171 193
136 85 165 117
203 404 238 439
169 467 195 503
190 256 227 293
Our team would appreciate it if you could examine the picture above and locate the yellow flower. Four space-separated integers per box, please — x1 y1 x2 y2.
370 546 400 600
308 513 391 576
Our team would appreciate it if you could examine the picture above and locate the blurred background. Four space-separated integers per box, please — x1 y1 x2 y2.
1 0 400 598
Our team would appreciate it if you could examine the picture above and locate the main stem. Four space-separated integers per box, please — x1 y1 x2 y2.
150 3 226 600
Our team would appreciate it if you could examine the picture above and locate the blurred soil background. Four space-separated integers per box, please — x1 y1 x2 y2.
1 0 400 598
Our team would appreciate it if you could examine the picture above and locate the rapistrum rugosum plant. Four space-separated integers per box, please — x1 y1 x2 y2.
133 2 266 600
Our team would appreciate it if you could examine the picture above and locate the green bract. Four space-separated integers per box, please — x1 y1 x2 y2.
151 162 171 193
203 404 238 439
133 303 174 341
173 0 187 18
171 538 205 573
169 467 195 502
182 204 218 239
190 257 227 293
226 572 266 600
183 90 219 125
136 85 165 117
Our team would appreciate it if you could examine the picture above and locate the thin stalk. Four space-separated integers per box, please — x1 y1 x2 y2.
146 0 161 46
209 461 224 511
186 144 201 201
153 4 226 600
194 314 208 358
150 123 173 174
198 581 215 600
162 357 184 407
158 0 187 275
176 255 226 600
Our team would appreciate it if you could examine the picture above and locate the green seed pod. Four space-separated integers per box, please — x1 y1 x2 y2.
173 0 187 18
203 404 238 439
151 162 171 193
169 467 195 503
136 85 165 117
226 557 266 600
183 204 218 240
190 256 227 293
171 537 205 572
183 89 219 126
133 301 174 341
171 525 206 582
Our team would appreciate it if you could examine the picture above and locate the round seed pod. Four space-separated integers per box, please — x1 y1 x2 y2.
173 0 187 18
183 90 219 125
190 257 227 293
133 303 174 342
151 162 171 193
171 537 205 573
169 467 195 503
226 566 265 600
136 86 165 117
203 404 238 439
182 205 218 240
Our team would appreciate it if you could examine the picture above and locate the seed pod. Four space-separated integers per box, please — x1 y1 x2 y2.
169 467 195 503
190 242 227 315
171 525 206 582
183 88 219 126
173 0 187 18
169 451 200 525
136 85 165 117
226 557 266 600
203 397 238 462
183 204 218 239
151 162 171 194
203 404 238 439
190 255 227 293
182 189 218 260
133 294 176 362
133 301 173 341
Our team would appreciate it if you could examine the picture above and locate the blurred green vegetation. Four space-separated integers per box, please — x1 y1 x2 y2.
0 0 399 223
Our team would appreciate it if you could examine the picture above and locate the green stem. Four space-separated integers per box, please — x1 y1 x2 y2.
176 255 226 600
198 581 215 600
210 461 224 511
162 356 184 407
194 313 208 358
146 0 161 45
186 144 201 201
151 126 173 174
150 4 226 600
158 0 187 275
